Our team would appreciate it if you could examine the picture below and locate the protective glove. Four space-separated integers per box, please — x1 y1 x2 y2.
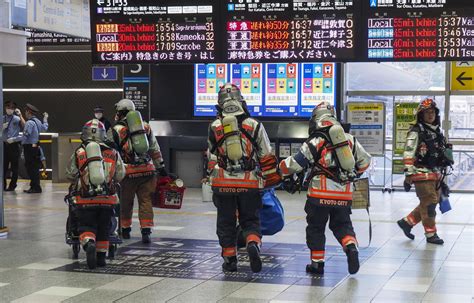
282 175 300 194
157 167 168 177
43 112 49 123
6 138 15 144
403 176 412 192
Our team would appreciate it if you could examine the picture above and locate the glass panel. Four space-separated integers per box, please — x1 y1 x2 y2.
347 62 446 91
449 148 474 191
449 95 474 140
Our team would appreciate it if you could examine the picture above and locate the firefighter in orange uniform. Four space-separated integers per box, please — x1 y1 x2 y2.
397 99 453 245
108 99 167 244
66 119 125 269
279 102 371 275
208 83 281 273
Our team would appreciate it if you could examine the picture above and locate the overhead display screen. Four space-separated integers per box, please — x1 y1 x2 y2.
194 64 229 116
90 0 218 63
193 63 337 118
231 63 264 116
224 0 359 62
365 0 474 61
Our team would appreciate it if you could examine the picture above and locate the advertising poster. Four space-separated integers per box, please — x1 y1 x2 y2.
230 63 263 116
393 102 418 174
264 63 299 117
346 102 385 156
194 64 228 116
300 63 336 117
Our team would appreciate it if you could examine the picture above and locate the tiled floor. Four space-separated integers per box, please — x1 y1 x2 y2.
0 182 473 302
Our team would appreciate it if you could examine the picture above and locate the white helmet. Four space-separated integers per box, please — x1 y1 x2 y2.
311 101 335 121
115 99 135 112
218 83 245 117
309 102 338 134
81 119 106 142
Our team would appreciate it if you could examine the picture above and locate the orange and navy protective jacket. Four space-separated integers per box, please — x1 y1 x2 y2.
403 123 447 182
109 120 164 178
66 142 126 206
279 119 371 207
207 116 279 193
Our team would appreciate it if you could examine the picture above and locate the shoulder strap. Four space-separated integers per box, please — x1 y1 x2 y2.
240 121 261 153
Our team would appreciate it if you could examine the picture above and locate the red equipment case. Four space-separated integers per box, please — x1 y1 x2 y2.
153 176 185 209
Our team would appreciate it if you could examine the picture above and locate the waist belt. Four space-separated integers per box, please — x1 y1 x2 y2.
74 195 118 205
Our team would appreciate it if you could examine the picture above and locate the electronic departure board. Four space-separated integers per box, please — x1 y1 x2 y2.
90 0 218 63
224 0 359 62
365 0 474 61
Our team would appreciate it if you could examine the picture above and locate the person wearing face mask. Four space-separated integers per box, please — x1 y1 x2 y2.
16 103 49 193
3 101 23 191
93 106 111 133
397 99 453 245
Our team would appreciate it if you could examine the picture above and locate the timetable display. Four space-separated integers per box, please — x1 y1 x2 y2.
90 0 218 63
225 0 359 62
366 0 474 60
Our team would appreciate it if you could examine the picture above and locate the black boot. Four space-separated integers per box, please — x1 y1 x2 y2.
97 252 107 267
346 244 360 275
122 227 131 239
426 233 444 245
141 228 151 244
84 240 97 269
222 256 238 272
247 242 262 273
397 219 415 240
306 261 324 275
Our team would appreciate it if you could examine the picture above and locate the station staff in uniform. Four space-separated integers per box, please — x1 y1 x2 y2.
17 104 49 193
93 106 112 133
3 101 23 191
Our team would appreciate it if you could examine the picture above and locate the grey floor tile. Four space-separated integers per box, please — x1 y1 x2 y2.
62 289 132 303
116 278 205 303
168 280 246 303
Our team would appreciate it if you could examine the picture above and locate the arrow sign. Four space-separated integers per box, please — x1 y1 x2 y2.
456 72 473 86
154 241 184 248
92 66 117 81
101 68 109 79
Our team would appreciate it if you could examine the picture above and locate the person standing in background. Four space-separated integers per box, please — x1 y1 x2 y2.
3 101 22 191
93 106 112 133
17 104 49 193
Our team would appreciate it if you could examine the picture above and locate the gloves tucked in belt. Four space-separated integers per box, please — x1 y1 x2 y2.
259 155 282 188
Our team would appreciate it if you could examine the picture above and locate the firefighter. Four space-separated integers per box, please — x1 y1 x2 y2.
66 119 126 269
397 98 453 245
208 83 280 273
108 99 167 244
279 102 371 275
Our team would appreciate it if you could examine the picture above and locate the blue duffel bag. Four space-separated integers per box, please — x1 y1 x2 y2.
260 189 285 236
